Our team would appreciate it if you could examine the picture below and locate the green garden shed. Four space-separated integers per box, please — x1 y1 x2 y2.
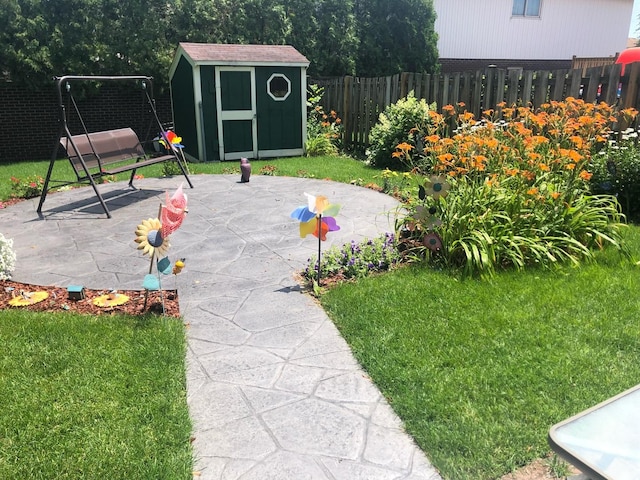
169 42 310 162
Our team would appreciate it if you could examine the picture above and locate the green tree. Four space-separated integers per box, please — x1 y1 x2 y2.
0 0 180 89
0 0 439 90
354 0 439 76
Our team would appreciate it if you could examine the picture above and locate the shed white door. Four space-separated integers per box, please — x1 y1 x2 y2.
215 67 258 160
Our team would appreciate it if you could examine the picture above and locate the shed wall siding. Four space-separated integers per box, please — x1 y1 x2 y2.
434 0 632 59
171 56 198 160
199 65 219 161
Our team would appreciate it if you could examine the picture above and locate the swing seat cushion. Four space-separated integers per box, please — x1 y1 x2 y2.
61 127 176 179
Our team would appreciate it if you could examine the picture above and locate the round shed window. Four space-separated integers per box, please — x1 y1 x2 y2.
267 74 291 101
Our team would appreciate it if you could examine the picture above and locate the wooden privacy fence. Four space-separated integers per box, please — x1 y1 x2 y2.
311 62 640 152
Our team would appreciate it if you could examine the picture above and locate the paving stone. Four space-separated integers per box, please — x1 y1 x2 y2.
246 320 322 350
274 363 325 395
320 457 406 480
261 398 366 459
194 416 276 460
315 371 382 404
188 318 251 347
364 424 414 470
239 451 331 480
240 386 305 414
188 381 253 431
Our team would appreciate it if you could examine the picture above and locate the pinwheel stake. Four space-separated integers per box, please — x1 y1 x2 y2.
291 193 341 286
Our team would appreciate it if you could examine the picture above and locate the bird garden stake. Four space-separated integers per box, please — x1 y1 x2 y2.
134 184 188 312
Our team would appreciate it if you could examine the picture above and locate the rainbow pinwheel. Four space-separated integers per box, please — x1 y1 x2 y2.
158 130 183 151
291 193 341 285
291 193 341 240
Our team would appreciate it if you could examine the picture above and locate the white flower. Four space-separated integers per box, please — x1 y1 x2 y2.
0 233 17 281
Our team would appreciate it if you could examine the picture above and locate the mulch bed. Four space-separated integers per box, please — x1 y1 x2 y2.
0 280 181 318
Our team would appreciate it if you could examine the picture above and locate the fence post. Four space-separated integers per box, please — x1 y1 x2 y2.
624 62 640 109
343 75 353 150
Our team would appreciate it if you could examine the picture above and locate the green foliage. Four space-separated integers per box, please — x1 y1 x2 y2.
162 159 182 177
1 0 437 90
392 99 631 277
9 174 44 199
286 0 358 76
0 233 16 281
303 233 401 283
367 92 434 169
305 134 338 157
354 0 439 76
590 133 640 222
306 84 342 156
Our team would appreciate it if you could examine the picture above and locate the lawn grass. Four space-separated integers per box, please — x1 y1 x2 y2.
4 155 639 478
0 155 382 202
320 226 640 479
0 310 192 479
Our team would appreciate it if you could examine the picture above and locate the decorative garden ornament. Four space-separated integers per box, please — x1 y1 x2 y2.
240 157 251 183
291 192 341 285
135 184 189 313
8 290 49 307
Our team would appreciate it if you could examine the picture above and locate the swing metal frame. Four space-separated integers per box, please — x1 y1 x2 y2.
37 75 193 219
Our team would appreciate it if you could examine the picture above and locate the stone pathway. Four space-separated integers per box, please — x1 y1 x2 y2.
0 175 442 480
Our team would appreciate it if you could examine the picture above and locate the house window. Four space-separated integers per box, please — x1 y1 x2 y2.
267 74 291 101
512 0 541 17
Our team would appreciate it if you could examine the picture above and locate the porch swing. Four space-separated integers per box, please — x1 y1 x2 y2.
37 75 193 219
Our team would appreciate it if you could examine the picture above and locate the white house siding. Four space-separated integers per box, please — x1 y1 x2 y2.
434 0 633 60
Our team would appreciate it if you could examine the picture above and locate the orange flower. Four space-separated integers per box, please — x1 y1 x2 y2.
438 153 454 164
460 112 475 123
396 142 414 152
426 134 440 143
570 136 583 149
566 163 576 170
579 170 593 181
521 170 536 181
538 163 550 172
527 187 539 195
551 192 561 200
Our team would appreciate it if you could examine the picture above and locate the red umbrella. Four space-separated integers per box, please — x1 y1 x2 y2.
616 47 640 74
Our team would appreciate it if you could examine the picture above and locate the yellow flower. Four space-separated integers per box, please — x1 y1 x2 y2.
425 175 450 199
135 218 170 258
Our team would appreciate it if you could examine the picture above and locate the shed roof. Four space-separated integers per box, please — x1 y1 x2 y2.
178 43 310 67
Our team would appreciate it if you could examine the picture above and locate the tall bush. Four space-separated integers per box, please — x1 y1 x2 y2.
367 92 435 169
